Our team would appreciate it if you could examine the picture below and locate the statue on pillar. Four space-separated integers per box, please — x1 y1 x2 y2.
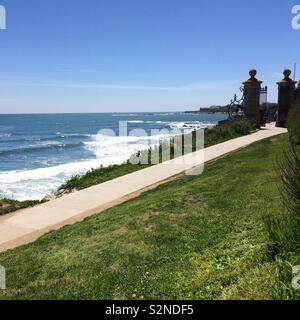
276 69 297 127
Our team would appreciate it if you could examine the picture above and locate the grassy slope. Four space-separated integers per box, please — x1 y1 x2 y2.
0 134 288 300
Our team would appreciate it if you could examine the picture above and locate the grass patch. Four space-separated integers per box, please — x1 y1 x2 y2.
0 199 42 216
0 133 287 300
56 163 149 196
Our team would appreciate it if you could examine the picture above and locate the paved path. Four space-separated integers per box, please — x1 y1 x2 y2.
0 123 287 252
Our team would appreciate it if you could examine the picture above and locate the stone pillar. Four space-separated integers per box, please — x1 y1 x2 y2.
277 69 297 127
243 69 262 128
295 81 300 103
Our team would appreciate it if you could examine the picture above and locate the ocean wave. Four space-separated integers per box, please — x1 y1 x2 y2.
112 113 140 117
144 120 216 129
155 113 176 116
0 137 38 145
0 133 11 138
0 126 13 132
0 157 127 184
83 132 173 160
168 122 216 129
85 132 173 147
55 133 92 138
127 120 144 124
145 120 167 124
38 133 92 141
0 141 82 156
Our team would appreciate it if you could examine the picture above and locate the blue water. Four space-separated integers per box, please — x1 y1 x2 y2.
0 112 226 200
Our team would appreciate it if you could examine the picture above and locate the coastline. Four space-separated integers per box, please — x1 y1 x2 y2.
0 112 226 201
0 118 256 215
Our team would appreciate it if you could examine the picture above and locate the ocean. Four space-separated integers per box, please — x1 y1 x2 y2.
0 112 227 201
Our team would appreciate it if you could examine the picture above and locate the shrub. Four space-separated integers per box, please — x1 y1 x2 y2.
263 105 300 299
228 117 257 135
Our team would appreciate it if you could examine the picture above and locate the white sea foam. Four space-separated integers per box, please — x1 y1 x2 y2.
169 122 216 129
144 120 216 129
83 132 173 160
0 158 125 184
0 156 127 201
56 133 92 137
112 113 141 117
145 120 166 124
127 120 144 123
0 133 11 138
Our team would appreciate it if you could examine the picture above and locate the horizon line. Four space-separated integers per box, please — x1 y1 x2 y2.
0 110 192 115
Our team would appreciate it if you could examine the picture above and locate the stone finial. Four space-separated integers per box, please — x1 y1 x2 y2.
283 69 292 81
249 69 257 80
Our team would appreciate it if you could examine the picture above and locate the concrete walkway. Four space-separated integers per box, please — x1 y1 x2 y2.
0 123 287 252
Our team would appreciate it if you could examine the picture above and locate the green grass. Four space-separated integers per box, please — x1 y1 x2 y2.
0 133 290 300
0 199 42 216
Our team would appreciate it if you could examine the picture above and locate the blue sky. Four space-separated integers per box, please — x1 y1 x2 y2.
0 0 299 113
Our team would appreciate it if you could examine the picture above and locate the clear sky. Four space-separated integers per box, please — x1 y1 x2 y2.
0 0 299 113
